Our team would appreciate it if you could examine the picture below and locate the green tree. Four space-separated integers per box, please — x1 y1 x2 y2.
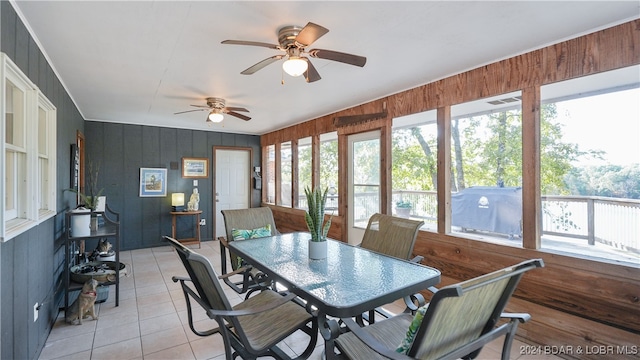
392 126 437 191
392 103 599 196
319 139 339 191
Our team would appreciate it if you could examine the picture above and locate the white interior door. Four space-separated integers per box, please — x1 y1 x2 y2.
347 130 381 244
215 148 250 238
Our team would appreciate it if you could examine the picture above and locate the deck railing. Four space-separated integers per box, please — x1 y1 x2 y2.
299 190 639 254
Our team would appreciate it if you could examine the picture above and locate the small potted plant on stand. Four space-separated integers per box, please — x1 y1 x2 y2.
68 161 104 232
395 199 413 218
304 186 332 259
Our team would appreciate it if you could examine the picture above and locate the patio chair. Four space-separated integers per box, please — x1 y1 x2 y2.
330 258 544 360
218 207 279 297
359 213 425 323
164 236 318 360
360 213 425 263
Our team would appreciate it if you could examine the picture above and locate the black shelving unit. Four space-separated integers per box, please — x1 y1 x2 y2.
64 204 120 313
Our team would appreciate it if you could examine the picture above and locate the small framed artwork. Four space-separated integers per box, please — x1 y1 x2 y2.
139 168 167 197
182 157 209 178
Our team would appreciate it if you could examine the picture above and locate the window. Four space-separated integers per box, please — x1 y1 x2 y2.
37 92 56 218
449 91 523 242
297 137 312 210
264 145 275 204
280 141 292 207
540 65 639 264
392 109 437 229
319 132 338 213
1 53 57 241
5 76 27 223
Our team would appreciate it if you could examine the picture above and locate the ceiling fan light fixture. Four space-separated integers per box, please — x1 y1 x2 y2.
282 56 308 77
207 110 224 123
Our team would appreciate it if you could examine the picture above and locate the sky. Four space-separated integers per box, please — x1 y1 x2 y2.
556 87 640 167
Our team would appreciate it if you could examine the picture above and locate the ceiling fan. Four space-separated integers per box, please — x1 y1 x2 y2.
174 97 251 123
222 22 366 83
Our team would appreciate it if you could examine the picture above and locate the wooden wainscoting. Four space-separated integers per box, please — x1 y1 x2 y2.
414 231 640 360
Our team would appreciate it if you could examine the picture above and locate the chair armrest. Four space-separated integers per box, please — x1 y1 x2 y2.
207 291 300 318
339 317 414 360
218 236 229 248
501 312 531 323
217 265 252 279
174 276 300 318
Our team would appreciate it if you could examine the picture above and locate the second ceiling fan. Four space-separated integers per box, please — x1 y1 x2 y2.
222 22 366 83
174 97 251 123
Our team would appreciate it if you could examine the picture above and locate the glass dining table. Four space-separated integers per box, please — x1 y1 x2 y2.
229 232 441 351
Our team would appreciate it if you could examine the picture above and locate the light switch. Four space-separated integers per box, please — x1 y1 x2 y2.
193 180 198 186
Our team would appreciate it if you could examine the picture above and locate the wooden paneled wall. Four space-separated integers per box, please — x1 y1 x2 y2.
262 20 640 359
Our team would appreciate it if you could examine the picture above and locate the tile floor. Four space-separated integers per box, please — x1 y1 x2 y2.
40 240 560 360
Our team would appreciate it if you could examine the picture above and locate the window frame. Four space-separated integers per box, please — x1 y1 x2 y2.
1 53 57 241
37 91 57 220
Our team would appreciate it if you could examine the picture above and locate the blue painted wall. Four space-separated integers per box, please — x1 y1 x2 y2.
0 2 261 358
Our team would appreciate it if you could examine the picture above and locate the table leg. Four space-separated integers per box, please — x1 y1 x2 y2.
195 213 201 248
172 215 177 238
318 313 342 359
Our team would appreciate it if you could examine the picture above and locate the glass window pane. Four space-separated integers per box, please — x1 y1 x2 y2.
320 132 338 213
297 137 312 210
39 158 49 210
450 91 523 242
38 107 47 156
280 141 292 207
265 145 275 204
352 136 380 226
5 79 25 148
5 151 16 215
540 65 639 264
392 110 437 227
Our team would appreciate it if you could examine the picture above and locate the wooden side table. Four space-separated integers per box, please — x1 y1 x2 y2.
170 210 202 248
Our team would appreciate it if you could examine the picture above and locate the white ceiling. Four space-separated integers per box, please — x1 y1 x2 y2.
11 1 640 136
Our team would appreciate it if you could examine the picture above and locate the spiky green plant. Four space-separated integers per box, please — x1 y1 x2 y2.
66 160 104 211
304 186 332 242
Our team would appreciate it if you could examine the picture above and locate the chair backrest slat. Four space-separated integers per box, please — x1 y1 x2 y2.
409 259 543 359
360 213 424 260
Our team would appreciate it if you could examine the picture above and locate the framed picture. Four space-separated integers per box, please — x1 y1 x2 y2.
139 168 167 197
182 157 209 178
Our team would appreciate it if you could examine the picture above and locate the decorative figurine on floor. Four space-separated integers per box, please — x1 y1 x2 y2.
187 188 200 211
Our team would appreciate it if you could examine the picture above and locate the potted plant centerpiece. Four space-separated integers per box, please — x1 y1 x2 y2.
395 199 413 218
304 186 332 259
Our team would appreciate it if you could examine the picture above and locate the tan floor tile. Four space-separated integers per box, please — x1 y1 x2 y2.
93 320 140 348
141 326 189 355
138 300 176 321
140 312 182 336
95 308 139 330
39 332 94 360
136 291 173 307
145 343 196 360
189 335 227 360
50 349 92 360
91 337 142 360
